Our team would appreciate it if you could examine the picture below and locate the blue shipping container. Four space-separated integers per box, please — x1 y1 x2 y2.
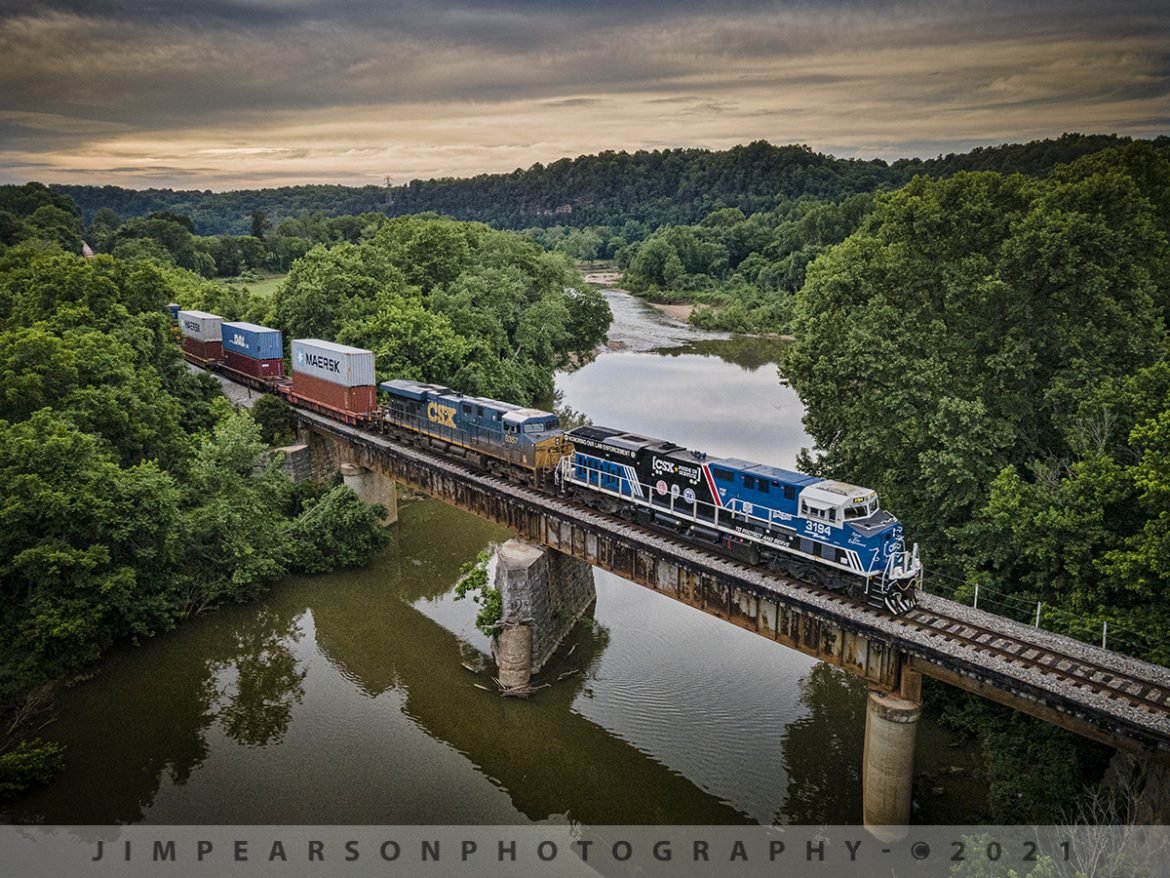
222 321 284 361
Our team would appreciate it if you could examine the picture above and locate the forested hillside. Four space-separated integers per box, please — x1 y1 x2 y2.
51 134 1164 235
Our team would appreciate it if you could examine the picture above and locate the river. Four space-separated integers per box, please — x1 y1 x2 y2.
6 289 989 825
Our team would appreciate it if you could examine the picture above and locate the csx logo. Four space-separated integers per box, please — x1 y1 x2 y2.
427 402 457 427
183 320 200 332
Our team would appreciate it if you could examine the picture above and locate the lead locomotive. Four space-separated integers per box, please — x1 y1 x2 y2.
562 425 920 614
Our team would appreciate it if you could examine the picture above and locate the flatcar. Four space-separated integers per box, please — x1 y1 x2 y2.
561 424 920 613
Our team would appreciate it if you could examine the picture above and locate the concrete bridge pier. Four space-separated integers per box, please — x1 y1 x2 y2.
863 669 922 838
491 538 596 691
340 462 398 526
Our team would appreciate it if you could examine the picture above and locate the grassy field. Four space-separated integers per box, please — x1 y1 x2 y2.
218 272 287 299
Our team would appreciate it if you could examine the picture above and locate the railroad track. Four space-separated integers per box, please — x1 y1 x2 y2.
647 519 1170 722
591 508 1170 740
902 605 1170 715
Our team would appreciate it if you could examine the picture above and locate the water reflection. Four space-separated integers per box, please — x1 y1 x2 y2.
777 665 866 824
9 501 749 825
657 335 791 373
8 597 310 824
209 609 306 748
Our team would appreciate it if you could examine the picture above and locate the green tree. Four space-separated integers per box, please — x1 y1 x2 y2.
250 394 296 446
25 205 84 253
785 151 1169 567
276 216 609 404
0 412 183 695
181 413 291 607
286 485 388 574
250 209 271 240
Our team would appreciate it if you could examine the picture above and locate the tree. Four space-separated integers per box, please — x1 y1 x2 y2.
250 394 295 446
24 205 83 253
0 412 183 694
276 216 609 405
784 151 1169 569
0 229 395 801
180 413 291 607
286 485 388 573
250 209 271 240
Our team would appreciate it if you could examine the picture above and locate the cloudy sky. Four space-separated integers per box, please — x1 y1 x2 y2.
1 0 1167 189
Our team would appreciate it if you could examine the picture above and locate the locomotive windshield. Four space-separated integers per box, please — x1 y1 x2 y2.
842 496 880 520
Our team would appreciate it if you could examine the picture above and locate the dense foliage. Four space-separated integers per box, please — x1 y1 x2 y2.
785 145 1170 645
269 215 611 404
618 194 875 332
0 210 391 798
4 134 1169 818
52 135 1166 238
782 144 1170 820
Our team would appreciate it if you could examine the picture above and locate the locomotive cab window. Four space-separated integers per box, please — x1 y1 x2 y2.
783 485 796 501
801 502 837 523
712 468 733 482
461 403 472 415
743 475 756 489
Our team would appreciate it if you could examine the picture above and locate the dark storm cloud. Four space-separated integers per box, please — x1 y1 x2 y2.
0 0 1167 186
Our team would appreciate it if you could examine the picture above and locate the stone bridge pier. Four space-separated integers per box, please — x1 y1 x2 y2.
492 539 597 690
340 462 398 526
286 424 398 525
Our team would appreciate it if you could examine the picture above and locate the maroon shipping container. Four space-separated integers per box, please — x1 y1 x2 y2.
223 349 285 380
292 371 377 414
182 337 223 362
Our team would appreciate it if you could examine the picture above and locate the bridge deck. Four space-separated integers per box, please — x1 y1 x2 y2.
296 409 1170 753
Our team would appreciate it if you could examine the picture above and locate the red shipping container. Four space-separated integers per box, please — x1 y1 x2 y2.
292 371 377 414
223 349 285 380
182 337 223 362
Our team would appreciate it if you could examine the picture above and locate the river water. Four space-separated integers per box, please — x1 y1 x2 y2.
7 289 989 825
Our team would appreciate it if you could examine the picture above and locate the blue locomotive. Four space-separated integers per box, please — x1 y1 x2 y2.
561 424 920 613
377 379 570 478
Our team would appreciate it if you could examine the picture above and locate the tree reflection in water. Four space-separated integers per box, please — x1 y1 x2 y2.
778 663 867 824
208 607 307 747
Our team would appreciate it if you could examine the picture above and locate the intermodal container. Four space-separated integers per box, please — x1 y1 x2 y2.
222 321 284 361
223 349 285 379
291 339 375 388
182 337 223 362
292 371 377 413
167 303 181 319
177 310 223 343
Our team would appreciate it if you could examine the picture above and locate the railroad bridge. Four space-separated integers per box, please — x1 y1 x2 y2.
284 405 1170 830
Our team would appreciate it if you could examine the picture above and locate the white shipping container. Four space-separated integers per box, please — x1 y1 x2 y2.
291 338 376 388
177 310 223 342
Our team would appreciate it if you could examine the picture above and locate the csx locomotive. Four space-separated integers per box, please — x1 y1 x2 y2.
175 309 921 614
